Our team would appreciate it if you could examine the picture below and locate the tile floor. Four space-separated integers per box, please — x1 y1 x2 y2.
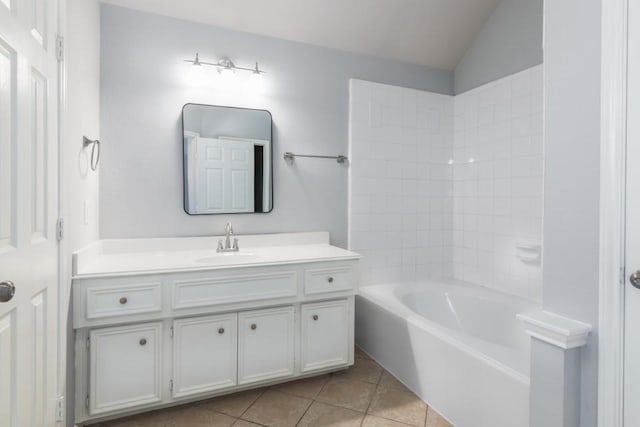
88 347 453 427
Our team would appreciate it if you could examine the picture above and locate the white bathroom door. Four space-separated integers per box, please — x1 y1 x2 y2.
625 1 640 425
0 0 60 426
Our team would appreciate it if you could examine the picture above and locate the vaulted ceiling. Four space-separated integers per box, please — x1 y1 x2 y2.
101 0 500 70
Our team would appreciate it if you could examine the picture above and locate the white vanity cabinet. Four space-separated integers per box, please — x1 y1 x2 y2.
238 306 295 385
72 233 360 425
172 314 238 398
300 300 350 372
89 322 163 415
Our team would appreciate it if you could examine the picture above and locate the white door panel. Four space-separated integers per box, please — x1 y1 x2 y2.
0 1 59 426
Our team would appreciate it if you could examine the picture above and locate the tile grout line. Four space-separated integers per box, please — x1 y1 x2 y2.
236 387 269 424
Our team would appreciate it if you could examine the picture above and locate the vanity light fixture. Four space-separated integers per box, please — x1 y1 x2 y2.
185 53 266 77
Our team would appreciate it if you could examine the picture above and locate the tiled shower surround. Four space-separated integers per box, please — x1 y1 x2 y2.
349 65 543 302
349 79 454 286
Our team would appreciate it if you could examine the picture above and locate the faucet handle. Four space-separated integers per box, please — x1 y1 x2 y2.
225 222 233 235
233 238 239 250
217 239 224 252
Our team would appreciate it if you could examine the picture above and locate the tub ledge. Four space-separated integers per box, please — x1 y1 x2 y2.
517 310 593 427
517 310 592 349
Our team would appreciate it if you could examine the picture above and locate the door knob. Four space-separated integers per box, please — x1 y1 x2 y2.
631 271 640 289
0 281 15 303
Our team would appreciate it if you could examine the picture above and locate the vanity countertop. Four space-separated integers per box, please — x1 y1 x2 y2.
73 232 361 278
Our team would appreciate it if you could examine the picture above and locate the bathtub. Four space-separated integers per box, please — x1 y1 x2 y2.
355 279 538 427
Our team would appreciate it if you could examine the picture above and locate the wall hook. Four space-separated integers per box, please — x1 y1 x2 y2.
83 136 100 171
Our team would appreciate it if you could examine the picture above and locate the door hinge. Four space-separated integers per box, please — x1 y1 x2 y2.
85 336 90 349
56 35 64 62
55 396 64 421
170 326 174 338
169 380 173 392
85 395 89 409
56 217 64 241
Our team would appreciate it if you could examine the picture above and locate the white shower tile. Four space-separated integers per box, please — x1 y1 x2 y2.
350 70 541 297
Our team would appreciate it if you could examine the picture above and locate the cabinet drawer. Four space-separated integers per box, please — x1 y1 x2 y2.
304 266 353 295
86 283 162 320
172 271 297 309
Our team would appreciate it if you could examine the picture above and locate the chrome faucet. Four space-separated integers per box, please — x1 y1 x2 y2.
217 222 239 252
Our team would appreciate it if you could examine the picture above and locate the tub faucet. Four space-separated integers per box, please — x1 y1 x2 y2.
217 222 239 252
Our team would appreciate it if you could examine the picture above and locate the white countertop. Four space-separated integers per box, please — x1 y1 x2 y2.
73 232 361 278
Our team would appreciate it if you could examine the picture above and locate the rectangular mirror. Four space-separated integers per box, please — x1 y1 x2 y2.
182 104 273 214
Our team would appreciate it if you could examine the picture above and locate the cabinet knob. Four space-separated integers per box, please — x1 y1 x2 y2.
119 297 127 305
327 277 334 283
218 327 225 334
312 314 319 321
250 323 257 330
139 338 147 346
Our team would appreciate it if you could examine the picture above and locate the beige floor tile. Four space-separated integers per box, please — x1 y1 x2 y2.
232 420 263 427
354 346 372 360
367 387 427 427
241 389 312 427
197 388 265 418
425 408 454 427
272 375 330 399
297 401 364 427
315 378 376 412
164 406 236 427
106 405 191 427
378 371 411 393
332 358 383 384
361 415 415 427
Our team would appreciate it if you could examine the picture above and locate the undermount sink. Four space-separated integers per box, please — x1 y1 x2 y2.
195 253 262 264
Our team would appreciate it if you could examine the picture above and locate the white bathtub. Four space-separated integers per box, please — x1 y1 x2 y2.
356 279 538 427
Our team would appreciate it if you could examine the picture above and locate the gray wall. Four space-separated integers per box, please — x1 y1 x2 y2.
65 0 101 424
453 0 543 94
537 0 602 425
99 5 453 247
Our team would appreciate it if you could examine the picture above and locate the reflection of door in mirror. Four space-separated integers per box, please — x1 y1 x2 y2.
194 137 255 214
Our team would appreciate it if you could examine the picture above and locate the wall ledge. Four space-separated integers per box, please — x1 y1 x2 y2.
517 310 592 349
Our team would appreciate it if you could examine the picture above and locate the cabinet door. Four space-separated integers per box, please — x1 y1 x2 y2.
89 322 162 415
238 307 294 384
173 314 237 398
301 300 350 372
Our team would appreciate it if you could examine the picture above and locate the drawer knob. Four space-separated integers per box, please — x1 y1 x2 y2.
312 314 319 321
119 297 128 305
218 327 225 334
250 323 257 330
327 277 334 283
139 338 147 346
